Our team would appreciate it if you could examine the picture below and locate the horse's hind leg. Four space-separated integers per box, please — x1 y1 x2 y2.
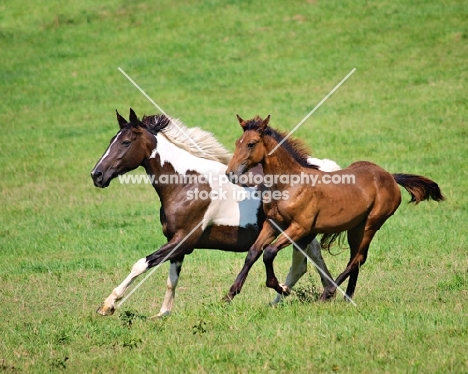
342 223 365 300
343 228 375 300
307 238 334 294
270 246 307 305
343 212 393 299
321 223 376 302
153 257 184 318
271 236 334 304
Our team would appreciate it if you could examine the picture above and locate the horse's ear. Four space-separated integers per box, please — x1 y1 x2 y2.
258 115 270 134
129 108 140 128
116 110 128 129
237 114 250 132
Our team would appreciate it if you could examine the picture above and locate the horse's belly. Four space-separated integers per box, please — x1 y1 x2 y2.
313 206 369 233
196 224 260 252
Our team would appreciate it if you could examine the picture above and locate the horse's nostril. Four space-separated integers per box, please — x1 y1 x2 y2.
91 170 103 182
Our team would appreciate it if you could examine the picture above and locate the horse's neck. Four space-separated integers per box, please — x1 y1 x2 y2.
262 136 305 176
143 133 227 201
155 132 227 173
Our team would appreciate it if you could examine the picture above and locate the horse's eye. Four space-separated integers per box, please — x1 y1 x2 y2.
247 142 256 149
122 140 131 147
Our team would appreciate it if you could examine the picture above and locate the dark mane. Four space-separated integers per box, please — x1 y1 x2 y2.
142 114 172 135
245 116 319 169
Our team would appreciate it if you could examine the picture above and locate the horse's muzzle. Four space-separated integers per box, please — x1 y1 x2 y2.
90 169 110 188
226 171 239 184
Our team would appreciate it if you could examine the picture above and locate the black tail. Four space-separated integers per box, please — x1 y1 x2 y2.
393 173 445 204
320 232 346 252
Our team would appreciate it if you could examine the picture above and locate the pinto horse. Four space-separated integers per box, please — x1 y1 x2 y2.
225 115 444 302
90 109 340 316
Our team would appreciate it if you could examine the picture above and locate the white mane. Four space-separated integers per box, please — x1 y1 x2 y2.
161 117 233 165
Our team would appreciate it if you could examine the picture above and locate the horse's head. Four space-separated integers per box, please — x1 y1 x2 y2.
91 108 156 188
226 114 270 182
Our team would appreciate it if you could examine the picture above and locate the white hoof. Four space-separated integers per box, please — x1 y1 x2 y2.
96 303 115 316
150 310 170 319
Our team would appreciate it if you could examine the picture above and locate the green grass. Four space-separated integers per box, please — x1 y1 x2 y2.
1 0 467 372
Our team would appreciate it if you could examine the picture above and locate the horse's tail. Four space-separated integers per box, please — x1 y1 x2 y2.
393 173 445 204
320 232 346 253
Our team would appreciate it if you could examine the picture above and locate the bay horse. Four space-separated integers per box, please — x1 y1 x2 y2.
224 115 444 302
90 109 340 316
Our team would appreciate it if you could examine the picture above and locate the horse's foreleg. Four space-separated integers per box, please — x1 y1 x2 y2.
223 220 277 302
97 231 199 316
97 257 148 316
263 224 308 295
154 258 184 318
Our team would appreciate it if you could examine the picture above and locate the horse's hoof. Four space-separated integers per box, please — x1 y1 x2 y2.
149 311 170 319
96 304 115 316
278 283 291 296
221 295 233 303
319 291 336 302
269 296 282 306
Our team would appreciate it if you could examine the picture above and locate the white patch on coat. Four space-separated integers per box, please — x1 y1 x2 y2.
307 157 341 172
151 133 260 230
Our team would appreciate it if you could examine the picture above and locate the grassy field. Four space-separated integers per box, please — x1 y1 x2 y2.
1 0 467 372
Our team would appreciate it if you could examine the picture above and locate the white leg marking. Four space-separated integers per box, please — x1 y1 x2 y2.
156 261 181 317
271 245 308 305
307 239 334 289
270 238 334 305
101 258 148 311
